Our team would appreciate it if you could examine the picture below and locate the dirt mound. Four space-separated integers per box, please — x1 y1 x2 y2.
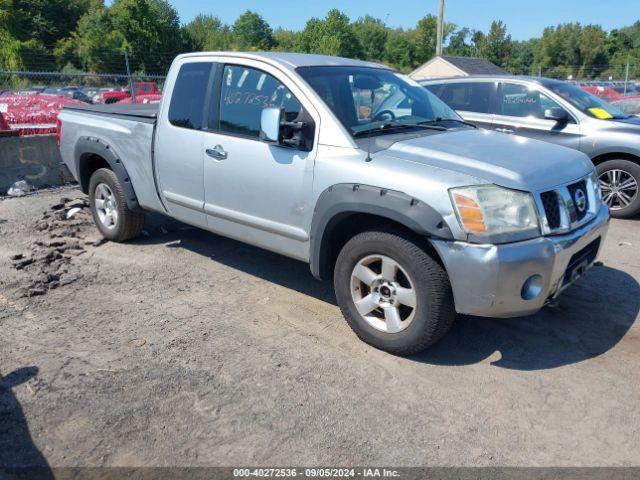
9 196 105 296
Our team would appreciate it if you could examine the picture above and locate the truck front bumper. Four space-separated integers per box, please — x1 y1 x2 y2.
431 206 610 318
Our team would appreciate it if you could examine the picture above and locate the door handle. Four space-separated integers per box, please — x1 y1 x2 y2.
206 145 227 160
495 127 514 134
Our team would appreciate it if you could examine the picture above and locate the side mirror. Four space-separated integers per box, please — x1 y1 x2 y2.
260 107 312 151
260 107 283 143
544 107 569 123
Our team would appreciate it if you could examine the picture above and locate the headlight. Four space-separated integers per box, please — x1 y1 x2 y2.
449 185 540 237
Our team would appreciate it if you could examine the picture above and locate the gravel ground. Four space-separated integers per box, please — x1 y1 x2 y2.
0 186 639 468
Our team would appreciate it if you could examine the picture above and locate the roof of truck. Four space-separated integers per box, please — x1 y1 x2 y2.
176 51 392 72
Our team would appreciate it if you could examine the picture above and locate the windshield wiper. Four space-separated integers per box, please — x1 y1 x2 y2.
419 118 477 128
353 121 446 137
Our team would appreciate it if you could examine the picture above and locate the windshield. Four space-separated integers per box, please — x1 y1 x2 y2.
296 66 461 136
544 81 628 120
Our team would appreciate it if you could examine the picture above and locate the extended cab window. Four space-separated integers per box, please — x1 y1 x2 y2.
168 62 213 130
500 83 563 119
219 65 302 138
433 82 492 114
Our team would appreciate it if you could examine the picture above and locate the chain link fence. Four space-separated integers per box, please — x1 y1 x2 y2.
0 70 166 96
2 65 638 94
512 64 640 95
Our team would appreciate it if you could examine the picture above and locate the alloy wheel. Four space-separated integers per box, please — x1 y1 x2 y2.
599 169 638 211
94 183 119 229
350 254 417 333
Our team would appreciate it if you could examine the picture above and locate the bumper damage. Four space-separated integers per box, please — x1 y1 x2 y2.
431 206 610 318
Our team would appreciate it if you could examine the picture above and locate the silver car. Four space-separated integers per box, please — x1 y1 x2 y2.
422 76 640 218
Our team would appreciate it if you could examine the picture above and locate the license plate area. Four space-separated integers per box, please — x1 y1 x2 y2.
562 238 601 286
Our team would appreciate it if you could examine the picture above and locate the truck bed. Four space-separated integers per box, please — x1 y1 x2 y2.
58 101 164 214
62 103 158 123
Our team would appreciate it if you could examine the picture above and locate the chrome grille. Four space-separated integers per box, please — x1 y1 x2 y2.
536 173 600 235
540 191 561 229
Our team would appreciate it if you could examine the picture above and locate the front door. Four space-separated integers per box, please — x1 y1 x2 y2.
202 61 318 261
492 82 582 150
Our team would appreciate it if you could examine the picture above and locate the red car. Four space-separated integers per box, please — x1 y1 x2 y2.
0 93 83 135
580 85 622 102
97 82 160 104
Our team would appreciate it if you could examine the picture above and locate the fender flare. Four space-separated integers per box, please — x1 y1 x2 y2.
74 136 141 211
589 147 640 163
309 183 453 280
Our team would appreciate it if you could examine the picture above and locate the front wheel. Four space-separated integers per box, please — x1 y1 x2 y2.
334 230 456 356
597 160 640 218
88 168 145 242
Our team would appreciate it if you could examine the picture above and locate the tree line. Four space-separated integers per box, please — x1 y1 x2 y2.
1 0 639 79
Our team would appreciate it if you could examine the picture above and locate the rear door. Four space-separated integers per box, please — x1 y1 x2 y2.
492 81 581 149
425 81 497 129
155 59 216 228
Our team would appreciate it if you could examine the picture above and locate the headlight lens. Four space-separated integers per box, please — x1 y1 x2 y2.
450 185 540 236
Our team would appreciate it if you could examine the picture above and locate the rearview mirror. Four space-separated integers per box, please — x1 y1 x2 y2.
544 107 569 123
353 75 383 91
260 107 283 143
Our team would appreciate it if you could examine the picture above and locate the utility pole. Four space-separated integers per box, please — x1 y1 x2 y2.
624 55 630 96
124 49 136 104
436 0 445 56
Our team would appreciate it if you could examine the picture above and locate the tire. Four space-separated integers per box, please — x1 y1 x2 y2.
596 159 640 219
334 230 456 356
88 168 145 242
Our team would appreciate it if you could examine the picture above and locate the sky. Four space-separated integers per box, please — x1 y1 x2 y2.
165 0 635 40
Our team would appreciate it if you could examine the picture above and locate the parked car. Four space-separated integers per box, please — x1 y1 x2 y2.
579 85 622 102
42 87 93 104
58 52 609 355
611 95 640 115
423 76 640 218
89 88 118 103
2 86 47 96
0 92 83 135
116 93 162 104
80 86 101 99
96 82 160 104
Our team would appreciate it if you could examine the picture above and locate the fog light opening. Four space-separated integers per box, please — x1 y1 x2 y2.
521 274 544 301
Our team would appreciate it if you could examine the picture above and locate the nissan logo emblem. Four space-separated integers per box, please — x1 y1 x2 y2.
574 188 587 213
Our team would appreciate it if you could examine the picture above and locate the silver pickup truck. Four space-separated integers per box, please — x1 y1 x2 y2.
59 52 610 355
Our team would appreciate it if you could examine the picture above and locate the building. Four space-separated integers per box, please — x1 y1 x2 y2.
410 55 507 80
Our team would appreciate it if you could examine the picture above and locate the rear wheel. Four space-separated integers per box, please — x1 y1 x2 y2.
88 168 145 242
597 159 640 218
334 230 456 356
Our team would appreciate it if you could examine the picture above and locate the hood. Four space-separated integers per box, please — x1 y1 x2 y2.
611 115 640 128
381 128 594 192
